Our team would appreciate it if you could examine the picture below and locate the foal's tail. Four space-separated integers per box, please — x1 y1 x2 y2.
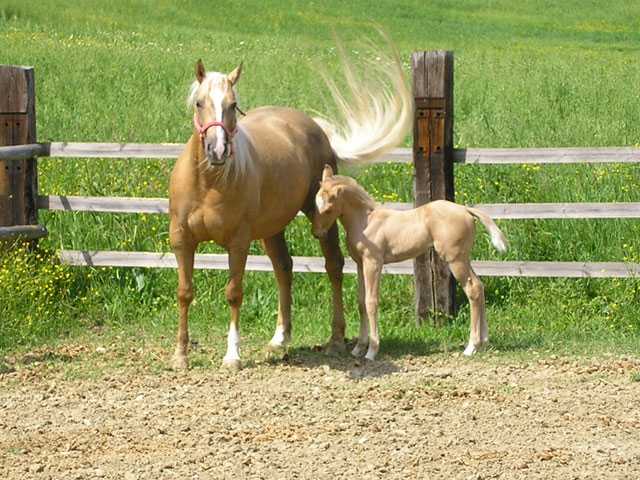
313 30 413 165
466 207 509 253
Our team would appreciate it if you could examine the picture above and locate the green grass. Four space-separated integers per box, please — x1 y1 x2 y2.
1 0 639 360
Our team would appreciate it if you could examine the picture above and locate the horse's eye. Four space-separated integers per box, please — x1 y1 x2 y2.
229 102 237 111
196 101 203 108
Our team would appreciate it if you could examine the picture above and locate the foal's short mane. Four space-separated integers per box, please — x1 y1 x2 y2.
328 175 377 210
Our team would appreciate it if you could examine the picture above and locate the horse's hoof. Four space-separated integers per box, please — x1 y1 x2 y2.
171 354 189 371
364 350 377 362
221 358 242 371
266 340 288 354
324 340 346 356
351 344 367 358
463 343 478 356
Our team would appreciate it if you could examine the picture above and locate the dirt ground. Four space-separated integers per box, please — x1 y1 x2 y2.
1 344 639 480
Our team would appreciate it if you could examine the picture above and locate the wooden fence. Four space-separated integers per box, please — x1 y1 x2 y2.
1 53 640 322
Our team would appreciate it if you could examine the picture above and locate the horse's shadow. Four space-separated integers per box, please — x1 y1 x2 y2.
262 331 546 378
276 346 399 380
264 337 441 380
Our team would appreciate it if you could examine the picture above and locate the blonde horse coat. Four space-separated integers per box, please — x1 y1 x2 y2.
312 166 508 360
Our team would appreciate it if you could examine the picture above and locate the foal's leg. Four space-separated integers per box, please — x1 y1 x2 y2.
222 242 250 370
351 262 369 357
363 258 383 361
448 259 486 356
318 223 347 354
171 243 195 370
262 231 293 351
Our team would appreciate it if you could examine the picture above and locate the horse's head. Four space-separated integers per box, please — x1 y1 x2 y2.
312 165 344 238
189 59 242 166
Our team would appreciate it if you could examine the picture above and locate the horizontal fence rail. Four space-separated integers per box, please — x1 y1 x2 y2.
454 147 640 164
45 143 412 163
38 195 170 214
4 143 640 164
0 143 48 160
59 250 640 278
37 195 640 219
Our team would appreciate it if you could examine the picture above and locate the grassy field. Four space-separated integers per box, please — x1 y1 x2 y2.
0 0 639 360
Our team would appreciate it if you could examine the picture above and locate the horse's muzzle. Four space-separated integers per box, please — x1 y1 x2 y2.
205 141 228 165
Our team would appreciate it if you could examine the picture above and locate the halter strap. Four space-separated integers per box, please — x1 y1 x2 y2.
193 113 237 139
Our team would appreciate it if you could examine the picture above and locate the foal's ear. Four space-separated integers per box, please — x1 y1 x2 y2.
196 59 206 83
228 62 243 86
322 164 334 181
330 185 344 200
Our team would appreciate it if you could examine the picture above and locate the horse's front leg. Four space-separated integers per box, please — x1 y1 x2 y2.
170 227 196 370
222 241 250 370
362 258 383 361
351 261 369 357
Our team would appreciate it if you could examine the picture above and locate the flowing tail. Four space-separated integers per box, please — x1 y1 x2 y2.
313 31 413 165
466 207 509 253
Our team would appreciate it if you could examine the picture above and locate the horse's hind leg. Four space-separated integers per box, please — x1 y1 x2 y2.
318 222 346 354
261 231 293 351
448 259 486 356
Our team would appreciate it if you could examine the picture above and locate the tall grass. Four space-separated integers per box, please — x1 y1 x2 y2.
0 0 639 357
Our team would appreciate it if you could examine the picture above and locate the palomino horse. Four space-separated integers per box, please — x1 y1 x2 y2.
312 166 508 360
169 38 412 369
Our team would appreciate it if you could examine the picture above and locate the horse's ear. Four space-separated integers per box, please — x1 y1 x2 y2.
228 62 243 85
322 164 334 181
196 59 206 83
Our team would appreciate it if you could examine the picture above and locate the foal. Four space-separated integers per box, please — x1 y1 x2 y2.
312 165 508 360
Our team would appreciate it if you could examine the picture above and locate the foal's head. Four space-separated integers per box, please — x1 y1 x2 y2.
313 165 345 237
188 60 242 166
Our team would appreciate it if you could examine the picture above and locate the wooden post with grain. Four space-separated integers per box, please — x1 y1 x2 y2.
412 51 456 324
0 65 45 241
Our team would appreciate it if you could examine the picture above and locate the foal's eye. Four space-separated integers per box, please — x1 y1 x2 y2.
196 101 203 108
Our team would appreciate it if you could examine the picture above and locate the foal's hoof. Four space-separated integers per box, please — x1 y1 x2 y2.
323 339 346 356
171 354 189 371
221 358 242 371
351 343 368 358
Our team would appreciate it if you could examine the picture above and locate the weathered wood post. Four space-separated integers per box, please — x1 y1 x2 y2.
0 65 45 241
412 51 456 325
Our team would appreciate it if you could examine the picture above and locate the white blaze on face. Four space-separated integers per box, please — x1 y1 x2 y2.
209 83 226 159
315 192 325 211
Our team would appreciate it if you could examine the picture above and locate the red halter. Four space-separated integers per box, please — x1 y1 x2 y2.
193 113 237 157
193 113 237 139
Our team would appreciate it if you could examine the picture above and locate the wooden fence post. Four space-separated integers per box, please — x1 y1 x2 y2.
412 51 456 325
0 65 43 242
